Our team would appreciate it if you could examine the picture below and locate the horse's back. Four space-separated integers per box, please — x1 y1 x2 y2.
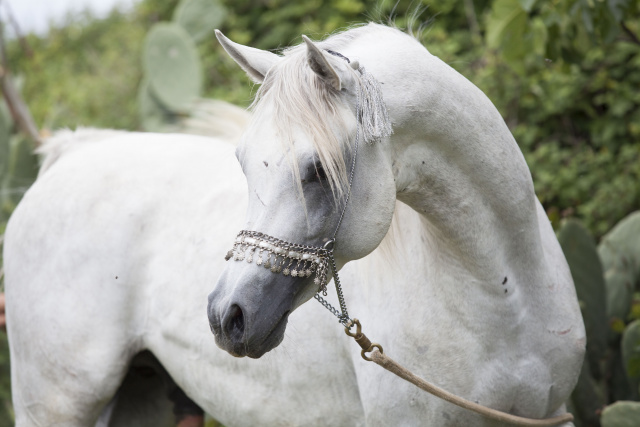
3 130 245 426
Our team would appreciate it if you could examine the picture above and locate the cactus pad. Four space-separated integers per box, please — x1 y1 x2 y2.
599 212 640 286
137 78 179 132
143 23 202 112
558 219 608 378
173 0 227 42
621 320 640 396
601 401 640 427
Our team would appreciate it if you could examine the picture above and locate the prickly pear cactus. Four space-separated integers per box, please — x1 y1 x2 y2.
570 361 606 426
621 320 640 397
142 23 202 112
598 212 640 329
560 214 640 425
173 0 227 42
558 219 608 378
600 401 640 427
137 78 179 133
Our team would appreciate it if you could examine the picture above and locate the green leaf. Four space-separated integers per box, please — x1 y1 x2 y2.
529 16 548 57
581 5 594 35
486 0 528 63
608 0 632 22
519 0 537 12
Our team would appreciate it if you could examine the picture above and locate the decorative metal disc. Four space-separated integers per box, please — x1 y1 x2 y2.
224 230 331 293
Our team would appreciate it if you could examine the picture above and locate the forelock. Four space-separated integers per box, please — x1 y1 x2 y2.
246 26 393 203
248 48 352 202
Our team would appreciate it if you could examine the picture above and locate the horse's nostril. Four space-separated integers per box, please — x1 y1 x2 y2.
224 304 245 344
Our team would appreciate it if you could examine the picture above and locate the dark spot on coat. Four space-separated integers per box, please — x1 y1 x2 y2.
422 161 425 165
504 289 508 293
502 277 508 285
263 161 268 167
115 276 118 279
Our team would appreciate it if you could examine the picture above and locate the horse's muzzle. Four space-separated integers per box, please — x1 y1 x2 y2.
207 267 295 358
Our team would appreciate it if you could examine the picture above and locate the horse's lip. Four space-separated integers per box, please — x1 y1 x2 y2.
247 310 290 359
228 345 248 358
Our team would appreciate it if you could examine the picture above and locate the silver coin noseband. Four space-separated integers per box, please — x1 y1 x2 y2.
225 230 332 295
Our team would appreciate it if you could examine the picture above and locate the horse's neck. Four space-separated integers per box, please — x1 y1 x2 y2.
368 33 546 289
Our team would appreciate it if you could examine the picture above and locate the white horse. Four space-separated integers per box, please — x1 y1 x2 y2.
4 23 584 427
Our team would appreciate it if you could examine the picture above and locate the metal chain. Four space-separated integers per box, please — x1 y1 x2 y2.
329 253 350 321
313 251 352 327
331 67 362 242
313 57 364 329
314 293 343 319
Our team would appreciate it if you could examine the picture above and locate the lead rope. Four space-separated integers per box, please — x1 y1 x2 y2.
313 56 573 427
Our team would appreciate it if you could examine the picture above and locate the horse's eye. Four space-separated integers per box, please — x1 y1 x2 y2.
314 164 327 181
302 162 327 184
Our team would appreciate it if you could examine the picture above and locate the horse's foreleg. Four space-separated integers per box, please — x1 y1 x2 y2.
6 278 134 426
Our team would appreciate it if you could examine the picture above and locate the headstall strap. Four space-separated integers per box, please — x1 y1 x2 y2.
325 49 351 63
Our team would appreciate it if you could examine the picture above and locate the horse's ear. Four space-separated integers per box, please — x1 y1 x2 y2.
215 30 280 83
302 35 342 91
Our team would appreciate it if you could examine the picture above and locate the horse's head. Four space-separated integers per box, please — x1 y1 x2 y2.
208 31 396 358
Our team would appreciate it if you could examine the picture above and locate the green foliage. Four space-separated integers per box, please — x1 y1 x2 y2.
484 0 639 66
485 0 545 68
6 10 148 131
477 1 640 238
